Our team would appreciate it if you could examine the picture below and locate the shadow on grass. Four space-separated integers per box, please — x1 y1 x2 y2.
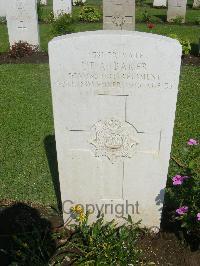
154 14 166 22
0 203 56 265
44 135 62 212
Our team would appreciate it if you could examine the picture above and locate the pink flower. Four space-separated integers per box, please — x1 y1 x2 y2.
176 206 188 215
172 175 184 185
187 139 198 146
197 213 200 221
172 175 190 185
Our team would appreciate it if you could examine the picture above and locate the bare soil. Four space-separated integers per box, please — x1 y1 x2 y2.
0 52 199 66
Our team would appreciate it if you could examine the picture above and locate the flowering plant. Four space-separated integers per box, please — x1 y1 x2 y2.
169 139 200 238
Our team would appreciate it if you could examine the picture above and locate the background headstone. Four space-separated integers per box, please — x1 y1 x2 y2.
40 0 47 5
103 0 135 30
6 0 40 47
53 0 72 17
49 31 182 227
153 0 167 7
167 0 187 23
193 0 200 8
0 0 7 17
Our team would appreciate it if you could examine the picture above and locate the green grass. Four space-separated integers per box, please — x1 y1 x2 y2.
0 64 56 206
0 23 199 54
0 0 199 53
0 64 199 206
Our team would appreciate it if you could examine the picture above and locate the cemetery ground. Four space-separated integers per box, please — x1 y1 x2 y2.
0 0 200 265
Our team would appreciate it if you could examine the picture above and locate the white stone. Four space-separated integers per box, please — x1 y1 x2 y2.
0 0 7 17
49 31 182 228
167 0 187 23
153 0 167 7
193 0 200 8
53 0 72 17
6 0 40 47
40 0 47 5
103 0 135 31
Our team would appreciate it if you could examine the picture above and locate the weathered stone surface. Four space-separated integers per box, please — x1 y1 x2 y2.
6 0 40 47
103 0 135 30
49 31 182 227
0 0 7 17
167 0 187 23
53 0 72 17
153 0 167 7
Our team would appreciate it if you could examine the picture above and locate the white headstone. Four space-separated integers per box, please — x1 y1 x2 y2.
49 31 182 228
103 0 135 30
53 0 72 17
153 0 167 7
193 0 200 8
6 0 40 47
167 0 187 23
0 0 7 17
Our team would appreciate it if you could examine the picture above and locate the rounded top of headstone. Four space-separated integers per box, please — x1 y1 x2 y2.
48 30 182 51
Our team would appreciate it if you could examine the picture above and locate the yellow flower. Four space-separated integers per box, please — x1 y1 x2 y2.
70 206 76 212
75 204 84 214
79 212 86 222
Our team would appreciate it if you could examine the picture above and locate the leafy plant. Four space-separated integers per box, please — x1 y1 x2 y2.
168 139 200 240
51 206 142 265
79 6 101 22
73 0 85 6
142 10 152 23
51 13 75 36
9 41 38 58
44 11 54 24
170 16 184 24
169 34 191 55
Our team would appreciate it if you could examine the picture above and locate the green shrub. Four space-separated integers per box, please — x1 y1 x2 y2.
9 41 38 58
170 16 184 24
44 11 54 24
73 0 85 6
142 10 152 22
52 207 142 265
169 34 191 55
79 6 101 22
51 13 75 36
167 139 200 241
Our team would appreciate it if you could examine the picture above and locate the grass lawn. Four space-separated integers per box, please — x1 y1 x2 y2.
0 64 199 207
0 23 199 54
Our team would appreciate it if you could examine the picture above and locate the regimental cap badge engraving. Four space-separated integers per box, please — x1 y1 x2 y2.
90 118 139 163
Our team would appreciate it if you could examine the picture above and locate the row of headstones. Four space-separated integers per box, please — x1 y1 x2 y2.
0 0 76 48
0 0 88 17
1 0 199 49
154 0 200 8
